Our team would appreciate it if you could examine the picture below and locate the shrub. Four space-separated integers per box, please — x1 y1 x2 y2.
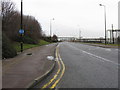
14 35 38 44
42 36 52 42
2 33 17 59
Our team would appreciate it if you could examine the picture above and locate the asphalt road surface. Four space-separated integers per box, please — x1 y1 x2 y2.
56 42 118 88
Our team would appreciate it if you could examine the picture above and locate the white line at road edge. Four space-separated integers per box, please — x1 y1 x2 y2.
67 44 119 66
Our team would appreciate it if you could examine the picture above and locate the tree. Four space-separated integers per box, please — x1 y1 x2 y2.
21 15 42 44
2 0 42 44
1 0 44 58
2 0 17 59
52 34 58 42
2 0 19 39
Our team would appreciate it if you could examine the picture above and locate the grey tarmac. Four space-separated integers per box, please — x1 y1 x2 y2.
57 42 118 88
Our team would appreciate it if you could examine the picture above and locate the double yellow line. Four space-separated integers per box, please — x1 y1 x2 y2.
42 45 65 89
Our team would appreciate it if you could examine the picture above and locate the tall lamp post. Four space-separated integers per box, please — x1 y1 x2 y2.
50 18 54 40
20 0 23 52
79 29 81 41
99 4 107 45
77 25 81 41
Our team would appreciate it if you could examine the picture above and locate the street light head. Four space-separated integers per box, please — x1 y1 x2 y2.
99 4 102 6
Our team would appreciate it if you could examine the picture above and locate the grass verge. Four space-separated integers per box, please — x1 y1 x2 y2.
13 40 51 52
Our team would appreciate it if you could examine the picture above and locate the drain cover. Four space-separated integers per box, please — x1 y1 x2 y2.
26 53 32 55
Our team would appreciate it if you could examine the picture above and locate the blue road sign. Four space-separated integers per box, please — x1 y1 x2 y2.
19 29 24 34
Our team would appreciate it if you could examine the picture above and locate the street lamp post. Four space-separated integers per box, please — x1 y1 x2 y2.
20 0 23 52
99 4 107 45
77 25 81 41
50 18 54 40
79 29 81 40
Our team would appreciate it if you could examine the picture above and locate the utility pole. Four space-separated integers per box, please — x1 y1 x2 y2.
79 29 81 41
112 24 114 44
110 30 112 43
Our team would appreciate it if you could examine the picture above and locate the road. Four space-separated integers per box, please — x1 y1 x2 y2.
56 42 118 88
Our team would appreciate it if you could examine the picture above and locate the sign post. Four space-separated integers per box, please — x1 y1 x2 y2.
19 29 24 34
19 29 24 52
20 0 23 52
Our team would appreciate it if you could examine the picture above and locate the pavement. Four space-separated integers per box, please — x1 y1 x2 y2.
34 45 65 88
2 43 57 88
57 42 118 88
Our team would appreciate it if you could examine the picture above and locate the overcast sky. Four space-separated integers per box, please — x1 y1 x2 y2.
11 0 119 38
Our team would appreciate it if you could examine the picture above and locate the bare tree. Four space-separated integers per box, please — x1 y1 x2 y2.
2 0 18 38
2 0 43 43
22 15 42 43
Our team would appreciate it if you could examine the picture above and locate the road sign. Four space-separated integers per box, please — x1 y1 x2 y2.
19 29 24 34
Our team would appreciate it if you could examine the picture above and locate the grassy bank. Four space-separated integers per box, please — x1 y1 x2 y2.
13 40 51 52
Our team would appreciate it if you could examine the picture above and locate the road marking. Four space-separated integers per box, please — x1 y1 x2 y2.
105 49 111 51
81 49 119 65
68 44 119 65
50 47 65 89
42 47 61 88
42 46 65 89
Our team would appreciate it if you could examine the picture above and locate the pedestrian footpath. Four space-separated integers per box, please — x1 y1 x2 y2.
2 43 57 88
